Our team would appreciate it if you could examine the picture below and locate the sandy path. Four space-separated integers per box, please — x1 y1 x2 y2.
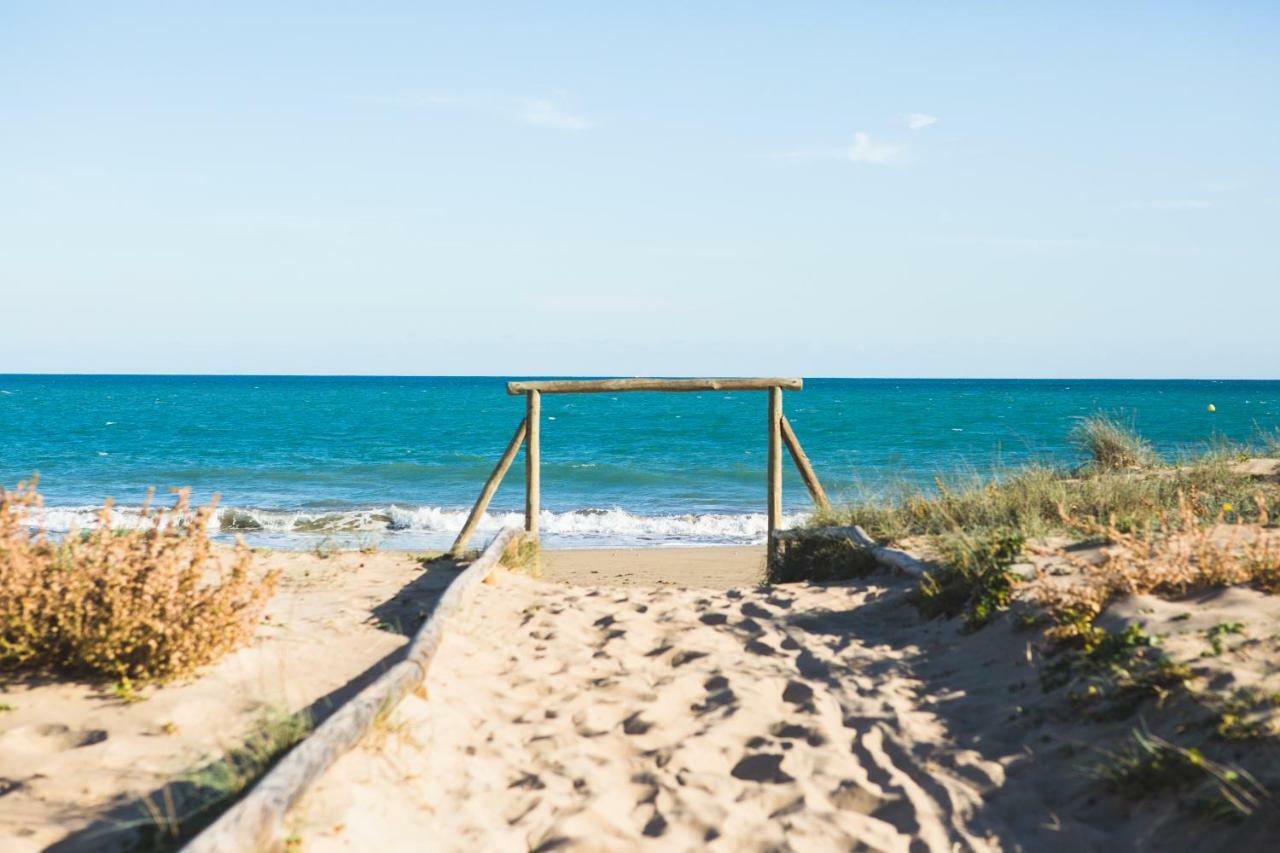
540 546 766 588
290 571 1013 851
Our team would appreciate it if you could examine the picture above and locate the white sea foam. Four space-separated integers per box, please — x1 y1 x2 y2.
27 503 810 547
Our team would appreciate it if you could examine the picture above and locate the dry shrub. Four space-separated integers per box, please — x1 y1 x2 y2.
0 478 277 683
1034 491 1280 643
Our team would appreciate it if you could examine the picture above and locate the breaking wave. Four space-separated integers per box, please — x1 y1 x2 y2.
27 504 811 548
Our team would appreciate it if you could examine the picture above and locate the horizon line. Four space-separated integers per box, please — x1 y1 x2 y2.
1 373 1278 383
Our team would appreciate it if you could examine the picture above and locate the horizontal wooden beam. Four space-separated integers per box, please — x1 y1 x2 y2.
506 377 803 395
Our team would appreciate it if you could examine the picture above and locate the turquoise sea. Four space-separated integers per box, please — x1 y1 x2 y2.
1 376 1276 550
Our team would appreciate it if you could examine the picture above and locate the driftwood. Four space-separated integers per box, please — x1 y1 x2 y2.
525 390 540 536
506 377 802 395
779 415 829 509
449 418 527 556
774 525 930 578
186 527 525 853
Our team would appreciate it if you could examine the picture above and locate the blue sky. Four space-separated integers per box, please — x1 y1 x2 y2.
2 2 1276 378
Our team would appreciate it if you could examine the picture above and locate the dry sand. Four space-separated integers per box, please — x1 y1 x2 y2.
540 546 766 588
291 568 1016 851
10 537 1280 851
289 545 1280 852
0 549 458 852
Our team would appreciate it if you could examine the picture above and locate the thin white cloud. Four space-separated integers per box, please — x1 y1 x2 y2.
777 145 849 161
777 131 909 165
1148 199 1215 210
848 132 906 165
906 112 937 130
519 97 594 131
413 92 594 131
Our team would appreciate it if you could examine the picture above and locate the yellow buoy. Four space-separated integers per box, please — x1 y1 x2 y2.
1207 403 1216 412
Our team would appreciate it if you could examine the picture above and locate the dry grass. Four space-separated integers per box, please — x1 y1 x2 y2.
0 478 277 683
1033 493 1280 644
500 533 541 577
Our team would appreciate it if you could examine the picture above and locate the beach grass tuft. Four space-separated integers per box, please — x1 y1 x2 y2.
132 707 311 847
1069 412 1160 471
500 533 541 577
911 529 1024 630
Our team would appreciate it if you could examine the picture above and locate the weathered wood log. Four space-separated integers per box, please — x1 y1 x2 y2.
766 386 783 567
449 418 527 556
779 415 829 510
525 390 540 536
186 527 524 853
507 377 802 395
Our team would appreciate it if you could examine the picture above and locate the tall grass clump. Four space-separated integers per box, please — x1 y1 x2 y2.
0 478 277 683
912 529 1025 630
1070 413 1159 471
831 454 1277 547
1261 427 1280 459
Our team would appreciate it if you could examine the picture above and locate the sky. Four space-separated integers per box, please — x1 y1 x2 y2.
1 2 1277 378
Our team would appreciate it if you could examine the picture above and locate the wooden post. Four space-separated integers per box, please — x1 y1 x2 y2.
767 386 782 566
525 390 540 537
780 415 829 510
448 417 528 556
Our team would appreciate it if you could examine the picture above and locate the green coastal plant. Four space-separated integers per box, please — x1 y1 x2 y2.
134 707 311 847
1091 728 1266 817
1069 413 1160 471
912 529 1025 630
769 535 878 584
826 447 1277 547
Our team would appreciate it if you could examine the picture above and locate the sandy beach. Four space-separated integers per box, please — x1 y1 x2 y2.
8 525 1280 851
0 549 456 851
282 546 1280 851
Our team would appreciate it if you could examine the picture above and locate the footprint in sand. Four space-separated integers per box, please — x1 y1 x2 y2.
692 674 737 715
642 811 667 837
782 680 816 713
0 723 108 754
621 712 652 735
830 779 888 815
730 753 793 784
770 722 826 746
670 650 707 667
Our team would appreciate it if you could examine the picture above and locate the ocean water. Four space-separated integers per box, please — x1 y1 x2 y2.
1 376 1276 550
